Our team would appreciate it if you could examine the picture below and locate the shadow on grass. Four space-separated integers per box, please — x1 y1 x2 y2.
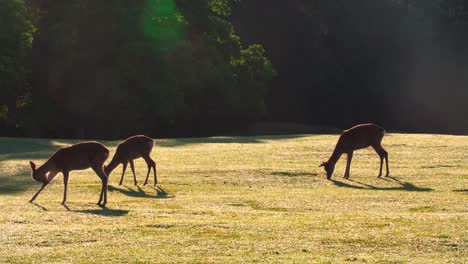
421 165 460 169
331 176 433 192
0 138 62 162
108 185 175 199
75 207 129 217
0 168 36 195
157 134 310 147
0 137 115 161
29 201 128 216
62 203 70 211
452 189 467 193
31 202 48 211
271 171 319 177
0 138 57 155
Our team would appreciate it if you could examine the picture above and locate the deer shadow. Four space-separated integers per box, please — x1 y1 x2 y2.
271 171 319 177
30 201 48 211
29 201 128 217
74 207 129 217
331 176 433 192
108 185 174 199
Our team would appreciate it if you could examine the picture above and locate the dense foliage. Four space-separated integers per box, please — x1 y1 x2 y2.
0 0 35 133
27 0 274 138
0 0 273 138
1 0 468 137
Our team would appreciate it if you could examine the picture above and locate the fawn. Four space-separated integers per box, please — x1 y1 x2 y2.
320 123 390 179
104 135 157 186
29 142 109 206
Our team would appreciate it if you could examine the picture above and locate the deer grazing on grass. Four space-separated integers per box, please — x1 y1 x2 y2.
320 123 390 180
29 142 110 206
104 135 157 186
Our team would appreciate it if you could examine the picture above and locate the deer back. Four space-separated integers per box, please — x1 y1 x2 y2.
339 123 384 151
115 135 154 161
49 142 109 171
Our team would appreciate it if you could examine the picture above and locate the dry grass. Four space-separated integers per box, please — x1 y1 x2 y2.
0 134 467 263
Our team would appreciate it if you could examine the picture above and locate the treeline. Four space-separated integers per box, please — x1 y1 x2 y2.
2 0 468 138
1 0 274 138
232 0 468 134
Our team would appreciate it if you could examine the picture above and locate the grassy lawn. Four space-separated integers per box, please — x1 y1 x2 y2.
0 134 466 263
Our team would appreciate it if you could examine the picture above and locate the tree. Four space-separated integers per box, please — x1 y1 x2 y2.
29 0 274 138
0 0 35 131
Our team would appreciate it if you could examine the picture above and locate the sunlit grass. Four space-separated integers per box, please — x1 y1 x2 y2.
0 134 467 263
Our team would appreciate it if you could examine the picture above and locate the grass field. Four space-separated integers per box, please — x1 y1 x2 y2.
0 134 467 263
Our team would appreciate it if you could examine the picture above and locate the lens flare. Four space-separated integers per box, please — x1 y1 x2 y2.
141 0 185 51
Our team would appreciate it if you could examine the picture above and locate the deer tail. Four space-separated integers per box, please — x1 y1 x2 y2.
148 138 155 151
380 127 386 138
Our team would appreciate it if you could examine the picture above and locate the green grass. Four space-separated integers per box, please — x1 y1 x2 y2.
0 134 467 263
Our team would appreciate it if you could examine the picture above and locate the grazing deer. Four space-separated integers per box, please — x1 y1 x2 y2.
320 123 390 179
104 135 157 186
29 142 110 206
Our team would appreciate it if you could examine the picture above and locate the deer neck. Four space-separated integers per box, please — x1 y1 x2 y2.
38 159 56 174
328 143 343 165
105 158 120 175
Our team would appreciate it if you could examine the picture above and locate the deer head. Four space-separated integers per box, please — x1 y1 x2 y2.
30 161 46 183
319 161 335 180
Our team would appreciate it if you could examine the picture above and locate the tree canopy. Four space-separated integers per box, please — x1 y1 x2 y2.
0 0 35 132
1 0 468 137
27 0 274 138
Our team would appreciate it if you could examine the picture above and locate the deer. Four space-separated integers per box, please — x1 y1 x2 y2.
104 135 157 186
29 142 110 206
320 123 390 180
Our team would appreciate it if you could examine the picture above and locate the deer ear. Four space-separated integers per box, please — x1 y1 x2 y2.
319 162 325 167
30 161 36 170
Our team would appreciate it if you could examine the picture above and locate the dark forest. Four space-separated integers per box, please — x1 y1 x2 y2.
2 0 468 139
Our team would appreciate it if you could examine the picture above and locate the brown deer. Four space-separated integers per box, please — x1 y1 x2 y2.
320 123 390 180
104 135 157 186
29 142 110 206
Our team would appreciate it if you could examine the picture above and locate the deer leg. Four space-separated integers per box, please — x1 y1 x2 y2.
129 159 137 185
97 178 108 207
372 145 386 177
383 149 390 176
344 152 353 179
143 164 151 186
143 155 158 185
103 176 108 206
93 166 108 206
29 171 59 203
97 180 104 206
145 156 157 185
119 162 128 185
378 156 383 177
153 160 157 185
30 182 48 202
373 136 389 176
62 171 70 204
